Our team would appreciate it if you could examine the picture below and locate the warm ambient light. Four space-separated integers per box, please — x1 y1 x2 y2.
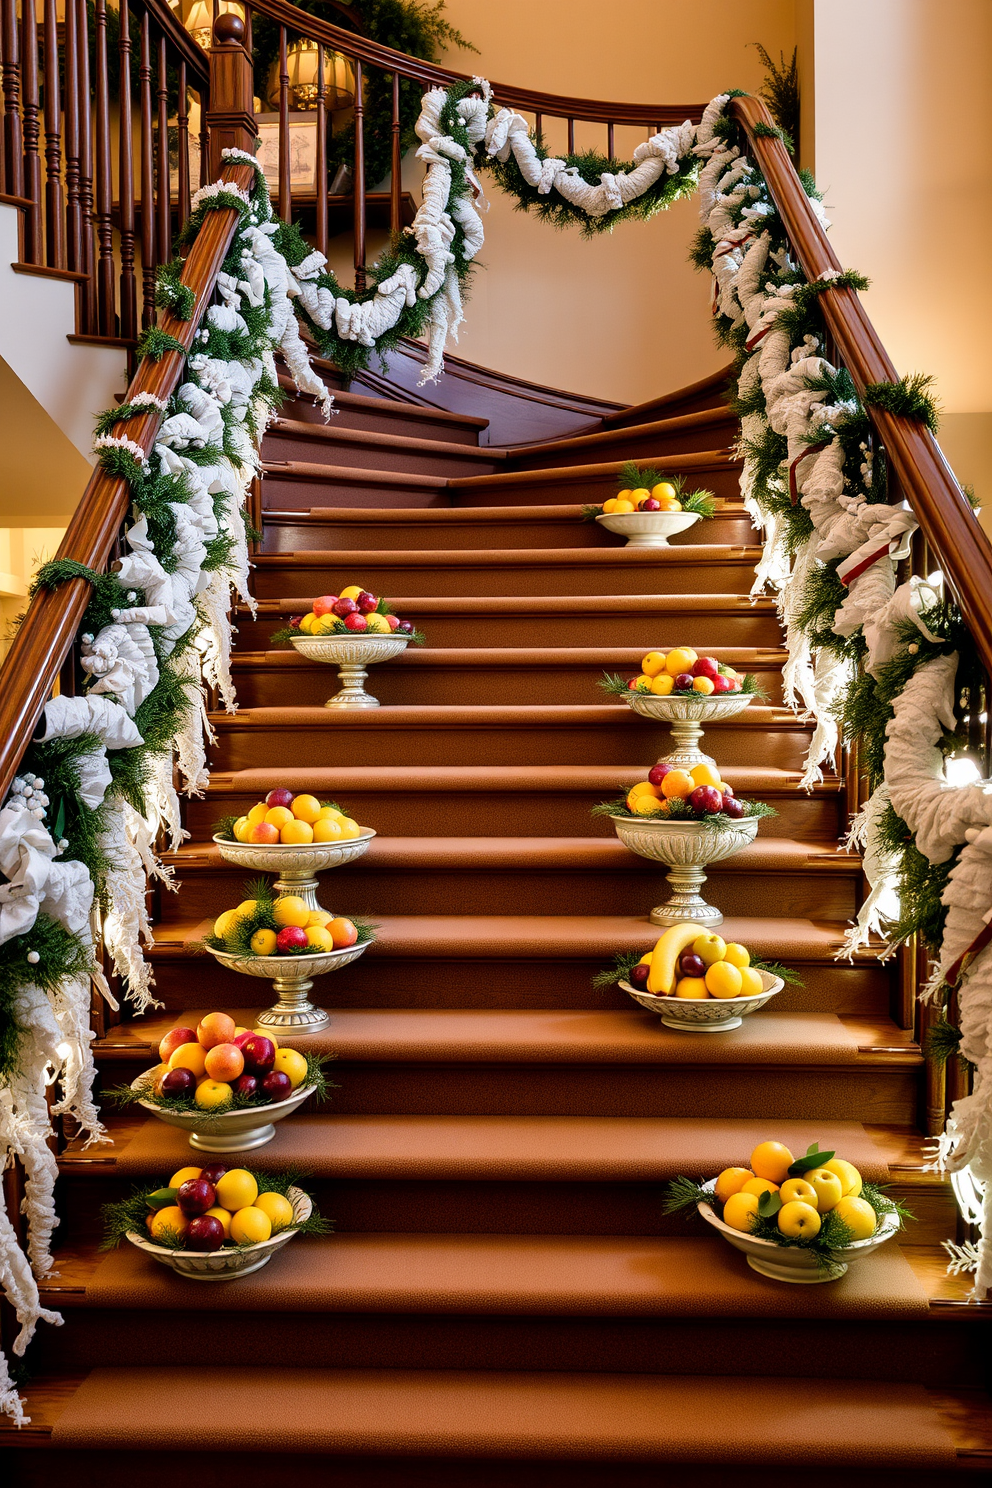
952 1167 985 1227
945 755 983 787
268 40 355 111
169 0 245 50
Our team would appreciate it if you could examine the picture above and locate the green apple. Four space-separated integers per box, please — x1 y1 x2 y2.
692 933 726 967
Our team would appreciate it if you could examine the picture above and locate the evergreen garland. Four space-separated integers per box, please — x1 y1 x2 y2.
0 914 95 1082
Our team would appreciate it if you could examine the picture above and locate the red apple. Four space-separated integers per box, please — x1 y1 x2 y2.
160 1066 196 1098
722 797 745 818
332 597 357 618
647 763 672 787
641 498 661 511
312 595 339 617
692 657 719 680
689 785 723 815
728 677 743 691
679 952 706 978
276 925 309 953
184 1215 225 1252
159 1026 196 1063
397 620 414 634
674 672 695 691
265 788 294 809
249 822 279 844
289 615 302 630
177 1178 216 1217
262 1070 293 1102
711 674 732 694
355 591 378 614
385 614 401 631
233 1073 259 1098
235 1031 255 1051
344 612 368 633
240 1033 276 1075
722 785 735 798
198 1162 228 1186
629 963 650 988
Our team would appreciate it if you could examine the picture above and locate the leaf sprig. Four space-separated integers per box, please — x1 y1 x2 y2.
100 1168 333 1252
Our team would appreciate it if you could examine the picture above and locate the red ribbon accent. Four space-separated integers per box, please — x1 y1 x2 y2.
714 231 753 259
788 439 830 505
945 917 992 990
745 322 772 351
838 541 893 587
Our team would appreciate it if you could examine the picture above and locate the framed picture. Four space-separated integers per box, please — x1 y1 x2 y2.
255 113 319 192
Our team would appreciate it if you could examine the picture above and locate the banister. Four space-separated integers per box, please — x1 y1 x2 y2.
141 0 210 83
243 0 705 126
0 157 257 806
728 93 992 680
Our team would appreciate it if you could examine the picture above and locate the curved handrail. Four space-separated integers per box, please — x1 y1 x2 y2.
728 94 992 678
243 0 705 126
0 159 257 806
143 0 211 83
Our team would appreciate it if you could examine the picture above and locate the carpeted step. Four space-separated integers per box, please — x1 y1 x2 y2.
502 405 737 469
274 379 489 443
204 703 814 771
236 592 785 650
189 761 841 840
262 419 505 477
448 449 742 506
250 546 763 600
260 501 757 552
261 459 451 509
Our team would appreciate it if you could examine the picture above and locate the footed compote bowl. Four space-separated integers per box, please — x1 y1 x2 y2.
212 832 375 913
620 967 783 1032
623 690 754 769
291 633 410 708
595 510 701 547
611 812 759 926
131 1074 316 1153
204 938 369 1035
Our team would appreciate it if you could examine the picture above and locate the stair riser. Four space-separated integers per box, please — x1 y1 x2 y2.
232 609 785 650
188 787 837 840
259 512 757 552
158 860 861 922
227 661 787 710
57 1174 953 1247
143 954 893 1017
506 416 738 470
263 428 501 478
450 463 742 506
273 394 485 445
262 470 449 509
31 1311 975 1387
252 558 759 600
207 720 815 771
93 1060 918 1124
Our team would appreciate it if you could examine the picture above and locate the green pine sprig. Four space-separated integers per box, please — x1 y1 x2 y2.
100 1169 333 1251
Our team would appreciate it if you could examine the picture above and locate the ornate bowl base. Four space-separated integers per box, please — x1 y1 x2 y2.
189 1121 278 1153
254 977 330 1036
660 1012 742 1032
649 865 726 927
746 1254 843 1284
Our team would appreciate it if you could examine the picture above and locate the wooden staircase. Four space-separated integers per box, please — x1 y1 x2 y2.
9 355 992 1484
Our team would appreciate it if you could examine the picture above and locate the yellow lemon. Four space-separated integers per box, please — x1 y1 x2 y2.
627 488 650 506
280 819 314 844
613 499 635 514
195 1079 232 1110
232 816 251 843
298 613 316 634
640 652 667 677
652 482 678 501
169 1043 207 1079
664 647 698 677
690 763 722 789
169 1166 203 1188
824 1158 863 1197
149 1206 189 1241
255 1191 295 1231
215 1169 258 1211
313 817 344 842
274 1047 309 1088
601 498 620 514
749 1141 795 1184
316 806 345 821
292 794 322 824
629 675 653 693
649 674 675 696
722 942 750 968
722 1192 759 1233
833 1195 876 1239
337 818 362 840
205 1206 233 1238
272 895 311 929
704 962 743 999
233 899 258 922
305 925 334 952
314 614 339 636
247 803 268 826
307 909 333 927
631 795 665 816
250 928 278 956
629 781 661 798
365 612 390 633
339 585 364 601
674 977 708 999
230 1206 272 1244
213 909 236 940
264 805 294 829
738 966 764 997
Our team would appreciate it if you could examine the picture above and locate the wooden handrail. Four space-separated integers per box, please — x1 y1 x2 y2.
141 0 210 83
244 0 705 126
728 94 992 679
0 158 257 806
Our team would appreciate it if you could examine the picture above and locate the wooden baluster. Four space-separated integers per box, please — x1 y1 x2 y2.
63 0 81 276
94 0 115 335
895 932 916 1031
20 0 41 261
277 26 289 222
314 43 327 256
42 0 64 267
920 988 947 1137
76 0 96 333
177 61 190 231
534 110 541 143
199 88 208 186
567 117 574 154
1 0 22 200
945 985 969 1120
352 58 365 292
607 120 614 158
139 10 155 325
389 69 400 241
118 0 136 340
156 34 169 267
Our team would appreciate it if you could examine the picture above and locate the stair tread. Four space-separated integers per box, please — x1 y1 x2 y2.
48 1232 931 1318
254 545 761 568
448 447 741 490
504 404 736 459
232 643 785 670
36 1366 962 1466
286 501 746 523
261 459 447 488
247 593 777 617
276 378 490 429
208 703 804 728
268 419 505 462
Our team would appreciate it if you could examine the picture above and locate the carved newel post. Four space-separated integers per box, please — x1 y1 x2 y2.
206 14 258 176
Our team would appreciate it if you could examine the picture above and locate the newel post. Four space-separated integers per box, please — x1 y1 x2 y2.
206 13 257 177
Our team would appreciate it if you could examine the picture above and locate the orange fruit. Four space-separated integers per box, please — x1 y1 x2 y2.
749 1140 795 1184
305 926 334 951
652 482 678 501
197 1012 236 1048
704 962 743 999
169 1042 207 1078
316 806 344 821
714 1167 755 1203
264 806 294 829
215 1169 258 1211
629 675 653 693
649 674 675 697
741 1176 779 1197
723 942 750 968
247 803 268 826
627 488 650 506
631 795 665 816
640 652 667 677
722 1192 759 1232
738 966 764 996
629 781 661 798
690 763 722 788
150 1206 189 1241
169 1166 202 1188
280 819 314 844
272 896 311 929
255 1191 295 1231
601 498 620 514
337 818 362 840
692 676 715 695
674 977 708 999
664 647 697 677
313 817 344 842
660 770 695 799
613 499 635 514
230 1207 272 1244
291 794 322 824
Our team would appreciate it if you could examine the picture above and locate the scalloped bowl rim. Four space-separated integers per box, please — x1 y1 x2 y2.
619 968 783 1019
696 1176 901 1259
132 1073 316 1128
211 829 376 853
290 633 410 649
610 812 761 834
595 510 701 530
126 1185 312 1259
624 691 754 710
204 940 368 974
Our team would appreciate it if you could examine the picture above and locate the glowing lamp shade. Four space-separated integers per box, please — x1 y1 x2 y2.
169 0 245 50
279 41 355 110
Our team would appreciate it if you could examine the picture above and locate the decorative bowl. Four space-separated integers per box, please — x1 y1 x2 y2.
125 1185 312 1279
612 812 759 926
212 831 375 912
131 1072 317 1153
697 1178 900 1283
204 938 369 1034
595 511 702 547
624 690 754 769
291 633 409 708
620 968 783 1032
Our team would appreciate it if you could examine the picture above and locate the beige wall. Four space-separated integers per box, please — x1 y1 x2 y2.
0 527 66 658
431 0 796 404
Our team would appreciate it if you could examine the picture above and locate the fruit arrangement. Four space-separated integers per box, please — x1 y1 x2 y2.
102 1167 330 1255
601 648 754 700
272 584 422 641
597 764 774 826
206 879 370 961
600 921 796 1001
665 1139 908 1271
586 464 716 519
216 789 365 847
112 1011 331 1115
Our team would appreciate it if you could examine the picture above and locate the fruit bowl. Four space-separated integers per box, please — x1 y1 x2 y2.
620 968 783 1031
204 938 369 1034
212 831 375 911
595 510 701 547
612 812 759 926
697 1178 901 1283
291 634 409 709
625 690 755 769
125 1185 312 1279
131 1072 317 1153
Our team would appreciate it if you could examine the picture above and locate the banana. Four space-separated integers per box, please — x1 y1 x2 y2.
646 921 709 995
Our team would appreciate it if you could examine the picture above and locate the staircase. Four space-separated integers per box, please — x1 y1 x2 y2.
9 352 992 1485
